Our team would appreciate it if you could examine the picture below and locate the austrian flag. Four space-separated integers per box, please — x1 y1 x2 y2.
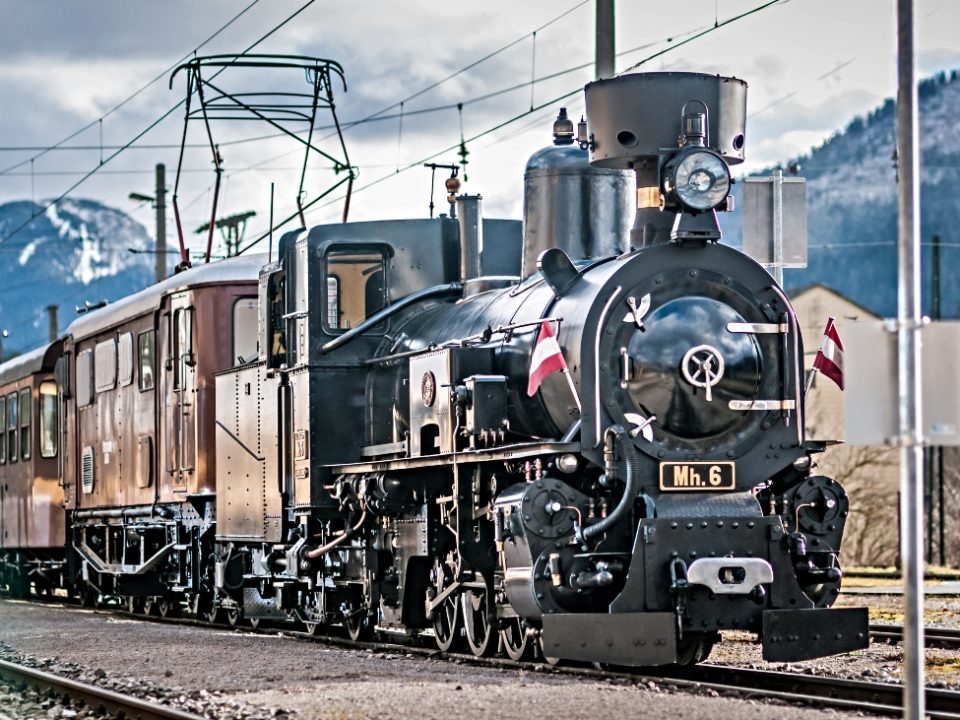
527 321 568 396
812 317 845 390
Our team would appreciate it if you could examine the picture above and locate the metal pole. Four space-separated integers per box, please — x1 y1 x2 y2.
896 1 924 717
45 305 58 343
932 233 945 565
772 169 784 286
595 0 615 80
155 164 167 283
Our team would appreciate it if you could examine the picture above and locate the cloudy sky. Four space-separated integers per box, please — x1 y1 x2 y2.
0 0 957 258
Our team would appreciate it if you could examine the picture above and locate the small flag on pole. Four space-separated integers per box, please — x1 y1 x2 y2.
812 317 845 390
527 320 568 397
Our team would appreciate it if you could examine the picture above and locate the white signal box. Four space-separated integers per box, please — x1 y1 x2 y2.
843 320 960 446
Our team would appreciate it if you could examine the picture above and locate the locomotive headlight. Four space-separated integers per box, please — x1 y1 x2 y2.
663 149 731 212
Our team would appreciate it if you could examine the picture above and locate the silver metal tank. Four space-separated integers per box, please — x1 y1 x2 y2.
521 109 634 279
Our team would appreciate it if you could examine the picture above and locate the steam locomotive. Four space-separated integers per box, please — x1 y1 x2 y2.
0 71 868 666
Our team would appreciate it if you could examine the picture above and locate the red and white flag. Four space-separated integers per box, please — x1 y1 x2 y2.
812 317 844 390
527 321 568 396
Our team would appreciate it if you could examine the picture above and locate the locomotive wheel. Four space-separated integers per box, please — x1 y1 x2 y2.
204 607 222 624
345 611 374 642
157 599 179 618
225 607 241 626
675 635 714 665
432 592 463 652
499 617 532 662
142 597 159 616
126 596 144 614
536 635 561 666
304 621 323 636
249 617 262 630
461 588 496 657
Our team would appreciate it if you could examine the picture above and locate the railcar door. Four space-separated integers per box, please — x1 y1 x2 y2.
162 294 197 490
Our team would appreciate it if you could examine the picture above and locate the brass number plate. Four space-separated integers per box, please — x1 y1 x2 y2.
659 462 736 491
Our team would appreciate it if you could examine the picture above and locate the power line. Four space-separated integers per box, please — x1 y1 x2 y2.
0 0 320 247
238 0 781 254
0 0 262 177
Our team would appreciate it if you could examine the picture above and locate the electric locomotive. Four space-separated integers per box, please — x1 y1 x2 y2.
213 71 868 665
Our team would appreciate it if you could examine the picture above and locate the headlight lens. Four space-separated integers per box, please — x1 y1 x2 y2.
666 150 730 212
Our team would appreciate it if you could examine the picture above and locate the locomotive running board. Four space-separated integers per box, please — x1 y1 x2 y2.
761 607 869 661
541 613 677 666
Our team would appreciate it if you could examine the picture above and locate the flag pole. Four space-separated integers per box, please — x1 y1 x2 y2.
562 368 582 414
803 367 818 396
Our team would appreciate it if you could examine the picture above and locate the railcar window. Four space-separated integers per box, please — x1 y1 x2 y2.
138 331 155 391
233 297 258 365
77 349 94 407
7 392 17 463
19 388 30 460
0 396 5 464
268 272 286 367
118 332 134 386
94 339 117 392
173 308 193 389
325 250 386 331
39 381 57 458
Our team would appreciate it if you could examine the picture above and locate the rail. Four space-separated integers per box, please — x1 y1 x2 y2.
0 658 205 720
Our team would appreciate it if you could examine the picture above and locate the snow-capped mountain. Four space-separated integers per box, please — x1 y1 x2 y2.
0 198 162 355
724 68 960 319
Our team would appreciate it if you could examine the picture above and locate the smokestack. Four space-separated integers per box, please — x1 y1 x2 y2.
457 194 483 284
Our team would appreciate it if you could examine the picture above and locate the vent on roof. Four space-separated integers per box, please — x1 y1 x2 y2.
81 446 95 494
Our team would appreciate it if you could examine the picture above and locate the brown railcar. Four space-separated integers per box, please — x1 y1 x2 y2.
61 256 261 602
0 342 65 595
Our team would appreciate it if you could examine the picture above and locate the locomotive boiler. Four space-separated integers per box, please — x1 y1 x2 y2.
212 71 869 665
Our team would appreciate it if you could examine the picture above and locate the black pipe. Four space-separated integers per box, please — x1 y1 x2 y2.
319 283 462 355
582 426 639 542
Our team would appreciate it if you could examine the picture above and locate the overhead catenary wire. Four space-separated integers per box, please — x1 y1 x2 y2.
0 0 262 176
0 0 320 247
236 0 782 255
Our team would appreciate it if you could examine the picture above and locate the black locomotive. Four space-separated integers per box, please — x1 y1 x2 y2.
208 71 868 664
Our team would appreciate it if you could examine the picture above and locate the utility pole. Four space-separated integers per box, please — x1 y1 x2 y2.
129 162 168 284
895 1 924 718
156 164 167 284
931 233 945 565
596 0 615 80
46 305 58 343
195 210 256 258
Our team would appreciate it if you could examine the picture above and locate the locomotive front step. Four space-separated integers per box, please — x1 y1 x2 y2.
540 612 677 666
761 607 869 661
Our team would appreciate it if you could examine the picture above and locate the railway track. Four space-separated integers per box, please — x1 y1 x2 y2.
7 596 960 719
871 623 960 649
0 658 204 720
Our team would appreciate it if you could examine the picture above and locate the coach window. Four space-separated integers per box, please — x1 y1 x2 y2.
324 249 386 332
39 381 57 458
7 392 17 463
118 332 134 386
77 349 94 407
94 339 117 392
233 297 258 365
19 388 31 460
0 396 5 464
138 331 155 391
173 308 193 389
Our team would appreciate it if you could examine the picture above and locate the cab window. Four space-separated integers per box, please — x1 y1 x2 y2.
324 249 386 332
39 381 58 458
